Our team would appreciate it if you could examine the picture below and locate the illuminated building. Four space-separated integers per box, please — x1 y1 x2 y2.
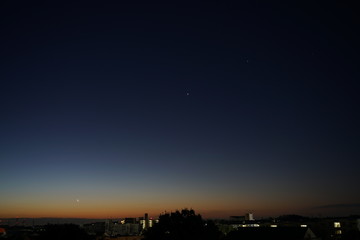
140 213 155 230
105 219 140 236
245 213 254 221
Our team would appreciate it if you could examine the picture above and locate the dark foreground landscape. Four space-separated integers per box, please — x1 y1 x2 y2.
1 209 360 240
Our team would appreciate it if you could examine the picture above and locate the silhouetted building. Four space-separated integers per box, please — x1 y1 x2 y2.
105 220 140 237
230 216 245 223
83 222 105 235
245 213 254 221
125 218 136 224
145 213 149 229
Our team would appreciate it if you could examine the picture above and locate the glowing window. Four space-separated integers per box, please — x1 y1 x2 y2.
334 222 341 228
335 230 342 235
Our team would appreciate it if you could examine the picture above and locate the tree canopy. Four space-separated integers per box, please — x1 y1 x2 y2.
144 209 222 240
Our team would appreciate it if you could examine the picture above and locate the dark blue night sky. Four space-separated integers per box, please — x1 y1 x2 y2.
1 1 359 218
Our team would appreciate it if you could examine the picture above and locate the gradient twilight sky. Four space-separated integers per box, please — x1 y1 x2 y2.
1 1 360 219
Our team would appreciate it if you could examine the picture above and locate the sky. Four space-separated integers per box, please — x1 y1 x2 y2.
1 1 360 219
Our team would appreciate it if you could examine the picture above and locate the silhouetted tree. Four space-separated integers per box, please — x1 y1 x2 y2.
144 209 222 240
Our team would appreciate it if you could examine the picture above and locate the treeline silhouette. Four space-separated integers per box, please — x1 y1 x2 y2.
5 209 360 240
144 208 222 240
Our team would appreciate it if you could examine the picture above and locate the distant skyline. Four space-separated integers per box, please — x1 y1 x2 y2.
1 1 359 219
